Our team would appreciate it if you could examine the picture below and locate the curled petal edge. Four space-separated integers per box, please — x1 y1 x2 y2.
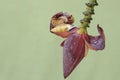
85 25 105 50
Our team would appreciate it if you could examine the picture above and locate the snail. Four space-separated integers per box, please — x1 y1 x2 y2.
50 12 78 38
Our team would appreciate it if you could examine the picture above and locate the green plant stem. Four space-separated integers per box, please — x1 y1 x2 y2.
80 0 98 29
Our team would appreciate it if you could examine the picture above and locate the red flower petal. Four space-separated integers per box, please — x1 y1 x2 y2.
63 33 86 78
85 25 105 50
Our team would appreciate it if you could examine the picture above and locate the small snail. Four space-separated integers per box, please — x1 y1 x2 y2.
50 12 78 38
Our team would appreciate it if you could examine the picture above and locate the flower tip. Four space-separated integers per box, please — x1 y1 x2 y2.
97 24 104 34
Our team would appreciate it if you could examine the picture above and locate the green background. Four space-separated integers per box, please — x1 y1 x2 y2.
0 0 119 80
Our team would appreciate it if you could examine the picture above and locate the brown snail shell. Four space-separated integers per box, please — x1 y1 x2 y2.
50 12 74 33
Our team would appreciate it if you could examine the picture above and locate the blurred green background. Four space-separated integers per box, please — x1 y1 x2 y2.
0 0 120 80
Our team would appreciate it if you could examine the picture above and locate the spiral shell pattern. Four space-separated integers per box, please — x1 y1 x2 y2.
50 12 74 33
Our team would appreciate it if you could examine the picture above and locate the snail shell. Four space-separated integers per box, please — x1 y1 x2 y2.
50 12 74 33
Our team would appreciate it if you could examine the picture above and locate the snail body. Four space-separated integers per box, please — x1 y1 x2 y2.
51 24 71 33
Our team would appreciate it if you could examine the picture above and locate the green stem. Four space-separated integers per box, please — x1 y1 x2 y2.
80 0 98 28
